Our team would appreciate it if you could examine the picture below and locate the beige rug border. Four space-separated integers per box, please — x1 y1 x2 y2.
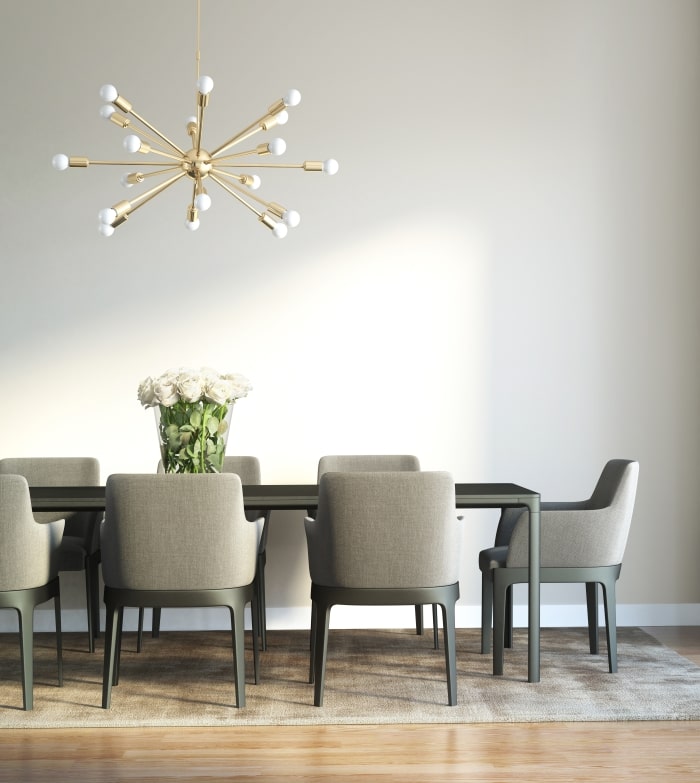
1 627 699 728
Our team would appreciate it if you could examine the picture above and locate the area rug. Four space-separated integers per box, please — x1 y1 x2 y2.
1 627 698 727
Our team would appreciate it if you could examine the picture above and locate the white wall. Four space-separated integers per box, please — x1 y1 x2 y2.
1 0 699 631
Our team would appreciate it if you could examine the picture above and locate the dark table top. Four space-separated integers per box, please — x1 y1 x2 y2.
29 483 539 512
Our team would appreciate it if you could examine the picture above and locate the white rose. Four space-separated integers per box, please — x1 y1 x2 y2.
158 368 180 385
153 379 180 407
204 377 236 405
177 372 204 403
200 366 221 384
137 377 157 407
223 373 252 398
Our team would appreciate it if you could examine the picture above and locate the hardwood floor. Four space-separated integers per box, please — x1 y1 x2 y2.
0 626 697 782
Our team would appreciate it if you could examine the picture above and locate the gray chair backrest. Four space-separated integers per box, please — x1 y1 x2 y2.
507 459 640 568
102 473 257 591
318 455 420 481
223 456 261 485
307 471 460 589
0 474 64 590
158 455 262 522
0 457 101 545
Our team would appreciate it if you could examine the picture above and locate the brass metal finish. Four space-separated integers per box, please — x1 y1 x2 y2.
183 148 213 179
55 0 335 235
109 113 131 129
113 94 132 114
259 213 278 231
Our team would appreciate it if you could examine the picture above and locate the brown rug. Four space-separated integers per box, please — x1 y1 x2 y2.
1 627 698 727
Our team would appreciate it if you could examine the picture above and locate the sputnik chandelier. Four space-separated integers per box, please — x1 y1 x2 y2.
52 0 338 238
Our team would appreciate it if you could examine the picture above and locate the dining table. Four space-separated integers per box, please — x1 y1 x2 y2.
29 481 542 683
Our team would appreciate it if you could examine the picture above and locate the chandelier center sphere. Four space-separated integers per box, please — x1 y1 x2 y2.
183 148 213 178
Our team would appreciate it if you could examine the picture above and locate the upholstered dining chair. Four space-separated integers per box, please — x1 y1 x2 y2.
305 470 462 706
317 455 440 648
101 473 259 708
0 457 102 652
479 459 639 675
0 474 64 710
140 456 270 650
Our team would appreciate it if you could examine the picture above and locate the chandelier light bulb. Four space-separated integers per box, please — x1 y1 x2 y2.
268 138 286 156
120 173 134 188
283 209 301 228
98 222 115 237
272 222 288 239
99 84 118 103
98 207 117 225
52 154 69 171
123 134 142 153
100 104 116 120
284 89 302 107
197 75 214 95
186 217 201 231
275 110 289 126
323 158 339 175
194 192 212 211
248 175 261 190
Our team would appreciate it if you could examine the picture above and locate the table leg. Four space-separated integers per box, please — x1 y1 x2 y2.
527 497 541 683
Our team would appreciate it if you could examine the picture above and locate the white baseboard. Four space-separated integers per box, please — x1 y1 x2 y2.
4 603 700 633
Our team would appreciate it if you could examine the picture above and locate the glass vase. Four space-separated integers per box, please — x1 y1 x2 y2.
154 400 233 473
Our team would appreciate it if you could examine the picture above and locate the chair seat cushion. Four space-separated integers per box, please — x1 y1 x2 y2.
58 535 88 571
479 545 508 572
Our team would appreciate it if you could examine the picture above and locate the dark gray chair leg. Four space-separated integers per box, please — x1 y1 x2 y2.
602 578 617 673
481 570 493 654
493 570 508 676
87 549 101 645
415 604 424 635
441 602 457 706
136 607 144 652
504 585 513 648
102 605 120 708
309 602 318 683
54 592 63 688
586 581 599 654
255 551 267 651
311 600 332 706
18 606 34 711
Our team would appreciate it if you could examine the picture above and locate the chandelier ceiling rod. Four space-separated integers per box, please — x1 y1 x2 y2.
52 0 338 238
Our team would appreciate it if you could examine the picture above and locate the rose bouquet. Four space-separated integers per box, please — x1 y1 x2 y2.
138 367 252 473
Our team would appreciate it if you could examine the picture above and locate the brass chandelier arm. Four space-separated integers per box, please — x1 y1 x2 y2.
212 141 285 163
127 171 188 211
68 158 183 168
209 172 293 229
137 146 185 163
195 92 208 156
208 173 264 218
211 170 274 211
210 108 287 159
212 148 270 163
109 116 176 156
213 162 323 170
124 106 187 157
131 167 182 180
110 171 189 227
